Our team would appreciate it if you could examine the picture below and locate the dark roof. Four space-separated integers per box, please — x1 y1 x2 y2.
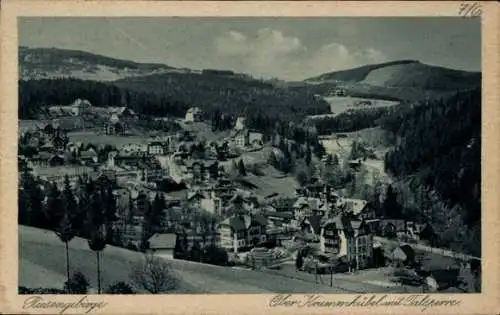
253 213 268 226
49 155 64 161
418 223 436 238
187 191 205 201
264 211 294 220
322 215 354 236
221 214 267 231
393 245 415 262
381 219 407 232
430 269 460 289
302 215 323 235
184 159 218 169
225 216 247 231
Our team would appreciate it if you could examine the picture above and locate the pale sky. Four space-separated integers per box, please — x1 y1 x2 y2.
19 17 481 81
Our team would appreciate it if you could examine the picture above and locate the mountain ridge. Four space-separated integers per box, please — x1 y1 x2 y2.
305 60 480 83
19 46 179 81
19 46 481 104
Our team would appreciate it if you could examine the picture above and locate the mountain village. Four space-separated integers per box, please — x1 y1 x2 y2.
18 95 481 294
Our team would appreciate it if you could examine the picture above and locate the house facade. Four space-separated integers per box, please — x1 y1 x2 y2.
176 228 220 251
218 214 267 253
234 117 247 130
320 214 374 270
147 233 177 258
200 191 223 216
249 132 264 149
147 142 166 155
293 197 327 220
121 143 148 154
232 129 249 148
185 107 202 122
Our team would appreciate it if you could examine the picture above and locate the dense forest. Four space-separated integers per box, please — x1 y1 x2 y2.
313 107 391 135
19 78 190 119
113 72 330 120
19 75 330 124
381 88 481 256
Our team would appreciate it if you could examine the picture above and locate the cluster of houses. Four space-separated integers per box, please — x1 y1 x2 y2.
143 176 439 273
20 101 443 275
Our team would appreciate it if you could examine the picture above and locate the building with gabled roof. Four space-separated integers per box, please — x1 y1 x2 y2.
146 233 177 258
319 214 374 270
231 128 249 148
218 214 268 253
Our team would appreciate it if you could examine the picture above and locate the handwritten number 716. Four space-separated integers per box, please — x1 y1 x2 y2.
459 2 482 18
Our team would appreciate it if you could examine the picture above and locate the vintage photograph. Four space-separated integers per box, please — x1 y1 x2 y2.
17 16 481 295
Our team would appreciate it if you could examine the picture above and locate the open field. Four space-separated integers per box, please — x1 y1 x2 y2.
319 137 353 157
318 127 393 184
20 225 389 293
218 146 299 199
219 146 281 168
242 172 299 199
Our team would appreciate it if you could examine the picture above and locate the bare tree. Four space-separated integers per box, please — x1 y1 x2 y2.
131 253 178 293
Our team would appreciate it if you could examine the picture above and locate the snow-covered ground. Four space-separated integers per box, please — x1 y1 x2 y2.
19 226 383 293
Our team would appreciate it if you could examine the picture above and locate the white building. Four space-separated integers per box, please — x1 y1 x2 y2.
185 107 202 122
121 143 148 154
147 141 166 155
200 191 223 216
234 117 247 130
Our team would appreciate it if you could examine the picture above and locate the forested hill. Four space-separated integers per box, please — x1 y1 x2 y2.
381 88 481 254
306 60 481 90
19 76 330 123
299 60 481 102
306 60 419 83
113 72 329 120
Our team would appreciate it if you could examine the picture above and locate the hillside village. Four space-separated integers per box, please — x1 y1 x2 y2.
19 94 481 294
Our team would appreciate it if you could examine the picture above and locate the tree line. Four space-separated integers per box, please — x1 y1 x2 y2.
313 107 391 135
380 88 481 256
18 170 167 292
19 75 330 124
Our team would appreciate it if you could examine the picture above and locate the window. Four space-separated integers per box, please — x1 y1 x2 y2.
325 238 339 245
324 229 336 236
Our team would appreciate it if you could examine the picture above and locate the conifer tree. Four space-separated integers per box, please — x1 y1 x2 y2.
57 175 77 287
238 159 247 176
87 186 106 294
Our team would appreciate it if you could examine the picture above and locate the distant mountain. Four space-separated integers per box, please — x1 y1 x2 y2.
302 60 481 102
306 60 480 89
306 60 418 83
19 46 184 81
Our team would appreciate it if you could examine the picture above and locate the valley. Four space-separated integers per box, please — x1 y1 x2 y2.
17 46 482 295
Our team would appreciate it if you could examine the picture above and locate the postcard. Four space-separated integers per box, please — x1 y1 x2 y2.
1 1 499 314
